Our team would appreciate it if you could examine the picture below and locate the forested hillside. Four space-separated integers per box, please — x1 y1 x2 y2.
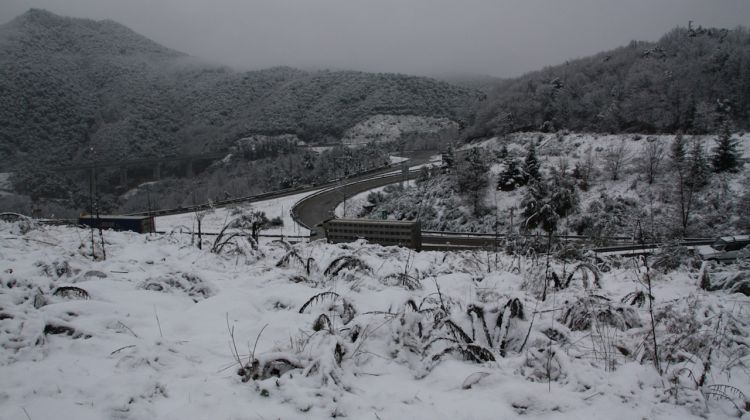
0 9 481 170
466 26 750 138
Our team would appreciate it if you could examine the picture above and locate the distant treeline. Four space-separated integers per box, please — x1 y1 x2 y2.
0 9 481 170
466 26 750 138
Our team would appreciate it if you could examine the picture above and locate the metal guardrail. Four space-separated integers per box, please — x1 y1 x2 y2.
33 218 723 255
422 231 635 241
591 239 714 254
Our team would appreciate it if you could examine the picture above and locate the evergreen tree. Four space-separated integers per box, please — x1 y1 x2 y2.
497 157 525 191
523 141 541 183
670 133 686 167
456 148 489 216
548 166 579 219
711 123 742 173
687 139 710 188
495 144 509 161
520 179 558 234
520 172 577 234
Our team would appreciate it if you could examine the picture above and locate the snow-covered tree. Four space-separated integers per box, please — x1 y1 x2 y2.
670 133 686 167
522 141 541 183
456 148 489 216
520 179 558 234
497 157 524 191
711 123 743 173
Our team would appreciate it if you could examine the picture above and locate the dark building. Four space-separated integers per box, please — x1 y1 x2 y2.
78 215 155 234
323 218 422 251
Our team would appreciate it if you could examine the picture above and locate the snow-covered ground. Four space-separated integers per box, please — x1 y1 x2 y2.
376 132 750 235
389 155 409 164
342 114 458 146
1 220 748 419
155 190 315 236
335 180 416 218
334 155 442 219
153 154 435 236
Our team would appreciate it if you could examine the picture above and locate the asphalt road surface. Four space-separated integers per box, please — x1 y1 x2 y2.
294 171 419 231
293 150 436 231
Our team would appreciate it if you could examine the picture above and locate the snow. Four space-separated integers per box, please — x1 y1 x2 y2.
342 114 458 146
379 131 750 235
335 180 416 218
389 155 409 164
155 189 316 236
1 220 748 419
333 155 442 219
121 181 159 200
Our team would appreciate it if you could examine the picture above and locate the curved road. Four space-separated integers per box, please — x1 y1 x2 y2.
294 171 419 231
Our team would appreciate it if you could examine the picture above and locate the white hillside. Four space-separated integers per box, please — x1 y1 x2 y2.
362 131 750 237
342 114 459 147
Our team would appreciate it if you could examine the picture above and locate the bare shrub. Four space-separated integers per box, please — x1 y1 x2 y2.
603 140 631 181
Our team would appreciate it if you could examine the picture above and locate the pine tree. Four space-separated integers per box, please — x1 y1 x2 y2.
520 179 558 234
687 139 709 188
497 157 524 191
495 144 509 161
456 148 489 216
523 141 541 183
548 167 579 219
670 133 686 167
711 123 742 173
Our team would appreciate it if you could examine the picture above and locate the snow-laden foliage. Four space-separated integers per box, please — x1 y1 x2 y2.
1 220 749 419
466 26 750 138
361 132 749 240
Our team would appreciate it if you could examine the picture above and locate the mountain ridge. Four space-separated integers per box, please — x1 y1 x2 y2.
466 25 750 138
0 9 481 170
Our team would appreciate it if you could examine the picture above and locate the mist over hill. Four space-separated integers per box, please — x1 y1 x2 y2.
466 25 750 139
0 9 482 170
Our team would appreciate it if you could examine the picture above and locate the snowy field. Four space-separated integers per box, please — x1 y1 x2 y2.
155 190 315 236
1 220 749 419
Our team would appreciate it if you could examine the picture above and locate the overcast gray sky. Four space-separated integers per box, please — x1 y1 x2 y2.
2 0 749 77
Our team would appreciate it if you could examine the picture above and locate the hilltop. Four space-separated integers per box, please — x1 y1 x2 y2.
0 9 482 169
466 25 750 138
